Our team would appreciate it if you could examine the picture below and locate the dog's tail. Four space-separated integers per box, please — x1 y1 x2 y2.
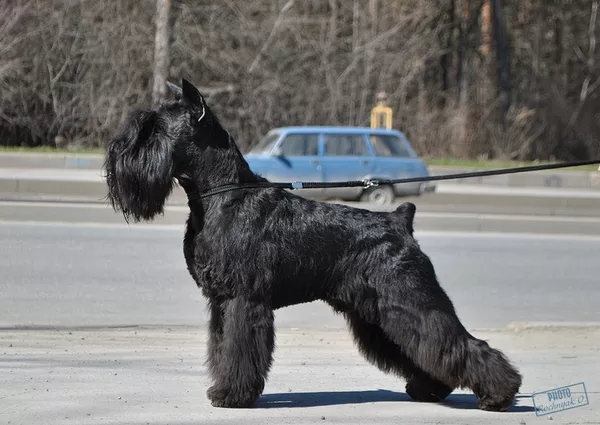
393 202 416 235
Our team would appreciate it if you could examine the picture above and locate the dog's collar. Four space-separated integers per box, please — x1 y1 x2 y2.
183 179 363 203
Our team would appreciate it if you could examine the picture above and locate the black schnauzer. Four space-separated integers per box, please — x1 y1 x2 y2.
104 78 522 410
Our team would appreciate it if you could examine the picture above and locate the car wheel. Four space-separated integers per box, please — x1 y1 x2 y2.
360 185 395 205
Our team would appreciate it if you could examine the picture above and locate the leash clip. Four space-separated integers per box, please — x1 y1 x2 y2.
362 179 380 188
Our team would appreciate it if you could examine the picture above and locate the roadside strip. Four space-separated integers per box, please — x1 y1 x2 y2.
2 201 600 235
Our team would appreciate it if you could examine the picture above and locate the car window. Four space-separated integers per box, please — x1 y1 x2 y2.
369 134 412 157
324 134 369 156
279 134 319 156
249 131 280 154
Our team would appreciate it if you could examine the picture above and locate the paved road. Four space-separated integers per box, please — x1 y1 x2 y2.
3 221 600 330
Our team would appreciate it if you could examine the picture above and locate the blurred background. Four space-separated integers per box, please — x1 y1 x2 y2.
1 0 599 161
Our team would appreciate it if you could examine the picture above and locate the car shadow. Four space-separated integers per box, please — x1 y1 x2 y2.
255 389 535 412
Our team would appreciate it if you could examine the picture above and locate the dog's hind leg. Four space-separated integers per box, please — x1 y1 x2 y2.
206 297 275 408
343 310 453 402
377 302 522 411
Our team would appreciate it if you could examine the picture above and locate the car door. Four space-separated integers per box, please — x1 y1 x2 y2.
320 133 375 199
268 132 325 197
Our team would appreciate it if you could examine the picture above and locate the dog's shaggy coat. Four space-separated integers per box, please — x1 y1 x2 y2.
105 79 522 410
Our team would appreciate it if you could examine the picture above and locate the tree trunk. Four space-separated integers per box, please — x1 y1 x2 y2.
440 0 455 94
152 0 171 106
456 0 469 107
479 0 494 108
491 0 511 116
481 0 492 56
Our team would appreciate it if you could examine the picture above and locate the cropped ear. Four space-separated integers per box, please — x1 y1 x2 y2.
166 81 182 101
181 78 207 122
181 78 205 107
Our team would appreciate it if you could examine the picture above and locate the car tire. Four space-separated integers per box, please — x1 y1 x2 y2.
360 185 395 206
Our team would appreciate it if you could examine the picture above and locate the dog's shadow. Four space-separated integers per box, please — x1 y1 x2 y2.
256 390 535 412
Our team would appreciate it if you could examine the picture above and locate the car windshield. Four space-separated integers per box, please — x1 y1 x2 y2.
248 131 280 154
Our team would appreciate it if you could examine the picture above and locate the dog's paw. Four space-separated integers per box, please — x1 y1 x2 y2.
207 385 259 408
206 385 227 401
406 379 453 402
477 394 515 412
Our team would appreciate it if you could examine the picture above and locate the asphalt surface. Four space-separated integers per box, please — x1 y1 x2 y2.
3 221 600 330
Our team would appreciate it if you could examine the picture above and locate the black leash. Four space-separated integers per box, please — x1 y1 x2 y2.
188 159 600 201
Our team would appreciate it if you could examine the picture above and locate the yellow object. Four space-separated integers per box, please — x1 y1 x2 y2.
370 104 393 129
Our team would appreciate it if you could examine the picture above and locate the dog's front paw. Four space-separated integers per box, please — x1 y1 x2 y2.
207 385 227 402
207 385 259 408
406 379 453 402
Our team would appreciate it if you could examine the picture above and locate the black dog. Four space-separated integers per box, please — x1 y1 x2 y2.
104 78 522 410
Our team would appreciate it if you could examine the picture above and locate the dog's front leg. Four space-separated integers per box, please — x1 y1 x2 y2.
206 301 225 384
206 297 275 408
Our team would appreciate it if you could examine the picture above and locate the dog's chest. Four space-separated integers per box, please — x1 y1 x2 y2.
182 228 239 298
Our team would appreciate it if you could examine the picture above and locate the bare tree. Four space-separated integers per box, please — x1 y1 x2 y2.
152 0 171 106
1 0 599 160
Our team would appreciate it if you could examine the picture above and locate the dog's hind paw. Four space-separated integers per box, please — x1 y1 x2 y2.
406 379 453 402
477 395 515 412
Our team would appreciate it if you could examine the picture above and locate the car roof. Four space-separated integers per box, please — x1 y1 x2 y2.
269 126 405 136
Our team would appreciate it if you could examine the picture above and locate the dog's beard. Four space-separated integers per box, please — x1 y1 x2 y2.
104 110 175 222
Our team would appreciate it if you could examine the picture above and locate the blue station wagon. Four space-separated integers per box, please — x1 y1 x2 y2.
244 126 435 205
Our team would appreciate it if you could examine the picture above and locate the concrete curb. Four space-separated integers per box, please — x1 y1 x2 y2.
505 321 600 332
0 152 104 169
3 178 600 216
432 165 600 190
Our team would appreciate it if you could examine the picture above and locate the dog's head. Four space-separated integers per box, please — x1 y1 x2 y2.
104 78 224 222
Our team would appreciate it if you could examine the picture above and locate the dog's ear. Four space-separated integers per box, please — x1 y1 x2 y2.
181 78 205 107
394 202 416 235
181 78 208 122
166 81 182 101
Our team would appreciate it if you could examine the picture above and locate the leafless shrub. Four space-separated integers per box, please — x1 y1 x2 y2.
486 107 546 160
0 0 599 161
